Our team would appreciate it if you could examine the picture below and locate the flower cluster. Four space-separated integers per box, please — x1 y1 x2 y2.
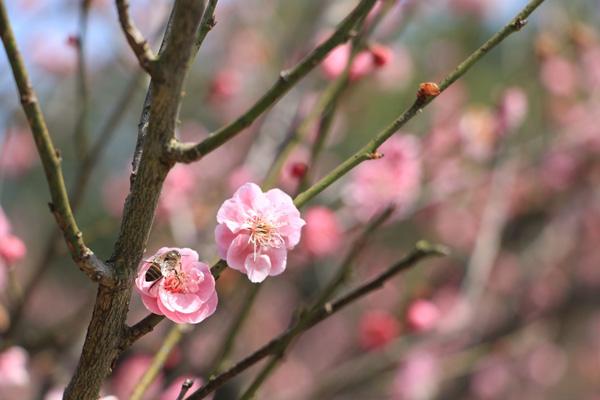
136 183 305 324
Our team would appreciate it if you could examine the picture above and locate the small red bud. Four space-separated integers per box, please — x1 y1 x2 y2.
417 82 440 99
370 44 392 68
289 162 308 179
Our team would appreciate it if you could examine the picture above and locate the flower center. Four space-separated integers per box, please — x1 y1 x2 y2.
163 272 187 293
244 214 285 259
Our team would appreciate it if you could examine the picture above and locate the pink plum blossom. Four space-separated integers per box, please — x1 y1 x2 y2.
0 207 26 266
359 310 400 350
302 206 342 257
406 299 440 333
135 247 218 324
392 350 440 400
0 346 29 387
345 134 422 222
215 183 305 283
321 42 393 81
496 87 528 134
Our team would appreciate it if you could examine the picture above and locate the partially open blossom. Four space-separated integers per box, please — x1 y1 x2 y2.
406 299 440 332
215 183 305 283
345 134 422 222
135 247 217 324
302 206 342 257
0 346 29 387
322 42 393 81
359 310 400 350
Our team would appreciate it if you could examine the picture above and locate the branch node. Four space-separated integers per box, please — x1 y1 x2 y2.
279 70 291 82
512 17 528 31
367 151 383 160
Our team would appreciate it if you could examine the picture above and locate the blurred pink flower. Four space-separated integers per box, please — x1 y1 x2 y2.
540 149 579 191
302 206 342 257
160 376 208 400
526 342 567 387
0 207 26 266
345 134 422 222
0 346 29 387
158 165 197 216
0 127 38 177
496 87 528 134
406 299 440 333
322 42 393 81
111 355 163 400
228 166 257 193
0 234 27 265
135 247 218 324
359 309 400 350
540 56 578 97
28 31 77 76
207 69 241 103
459 106 499 161
392 350 440 400
215 183 305 283
470 358 512 399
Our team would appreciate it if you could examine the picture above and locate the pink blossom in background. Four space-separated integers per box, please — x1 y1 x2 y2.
158 164 197 216
321 42 393 81
228 166 257 193
279 146 309 192
0 346 29 387
459 106 499 161
540 56 578 97
0 234 27 265
302 206 342 257
470 358 512 399
0 207 27 266
160 376 208 400
207 69 241 103
28 31 77 76
215 183 305 283
0 127 38 177
525 342 567 387
135 247 218 324
431 204 479 250
359 310 400 350
111 355 163 400
406 299 440 332
540 148 579 191
392 350 440 400
496 87 528 134
346 134 422 222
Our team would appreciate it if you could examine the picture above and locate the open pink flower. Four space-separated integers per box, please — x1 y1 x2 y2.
0 346 29 387
135 248 217 324
215 183 305 283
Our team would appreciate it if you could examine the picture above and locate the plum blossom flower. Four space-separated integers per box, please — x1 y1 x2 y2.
215 183 305 283
302 206 342 257
359 310 400 350
345 135 422 222
406 299 440 332
135 248 218 324
0 207 26 266
321 42 393 81
0 346 29 387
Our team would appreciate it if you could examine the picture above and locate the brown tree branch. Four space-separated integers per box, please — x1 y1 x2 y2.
0 0 115 287
166 0 378 163
64 1 206 398
187 241 447 399
115 0 158 75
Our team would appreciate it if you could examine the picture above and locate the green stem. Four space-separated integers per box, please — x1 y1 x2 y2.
294 0 544 208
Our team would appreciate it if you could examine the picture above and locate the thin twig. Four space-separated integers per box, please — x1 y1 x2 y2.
187 241 447 399
192 0 218 58
293 0 545 208
176 379 195 400
115 0 158 75
0 0 115 286
167 0 379 163
239 207 394 399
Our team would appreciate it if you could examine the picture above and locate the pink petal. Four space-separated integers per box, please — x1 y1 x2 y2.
226 234 252 273
216 199 246 232
140 292 163 315
264 246 287 276
215 224 236 259
244 253 271 283
159 289 203 314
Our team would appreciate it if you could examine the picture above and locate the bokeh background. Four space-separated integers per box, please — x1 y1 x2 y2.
1 0 600 399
